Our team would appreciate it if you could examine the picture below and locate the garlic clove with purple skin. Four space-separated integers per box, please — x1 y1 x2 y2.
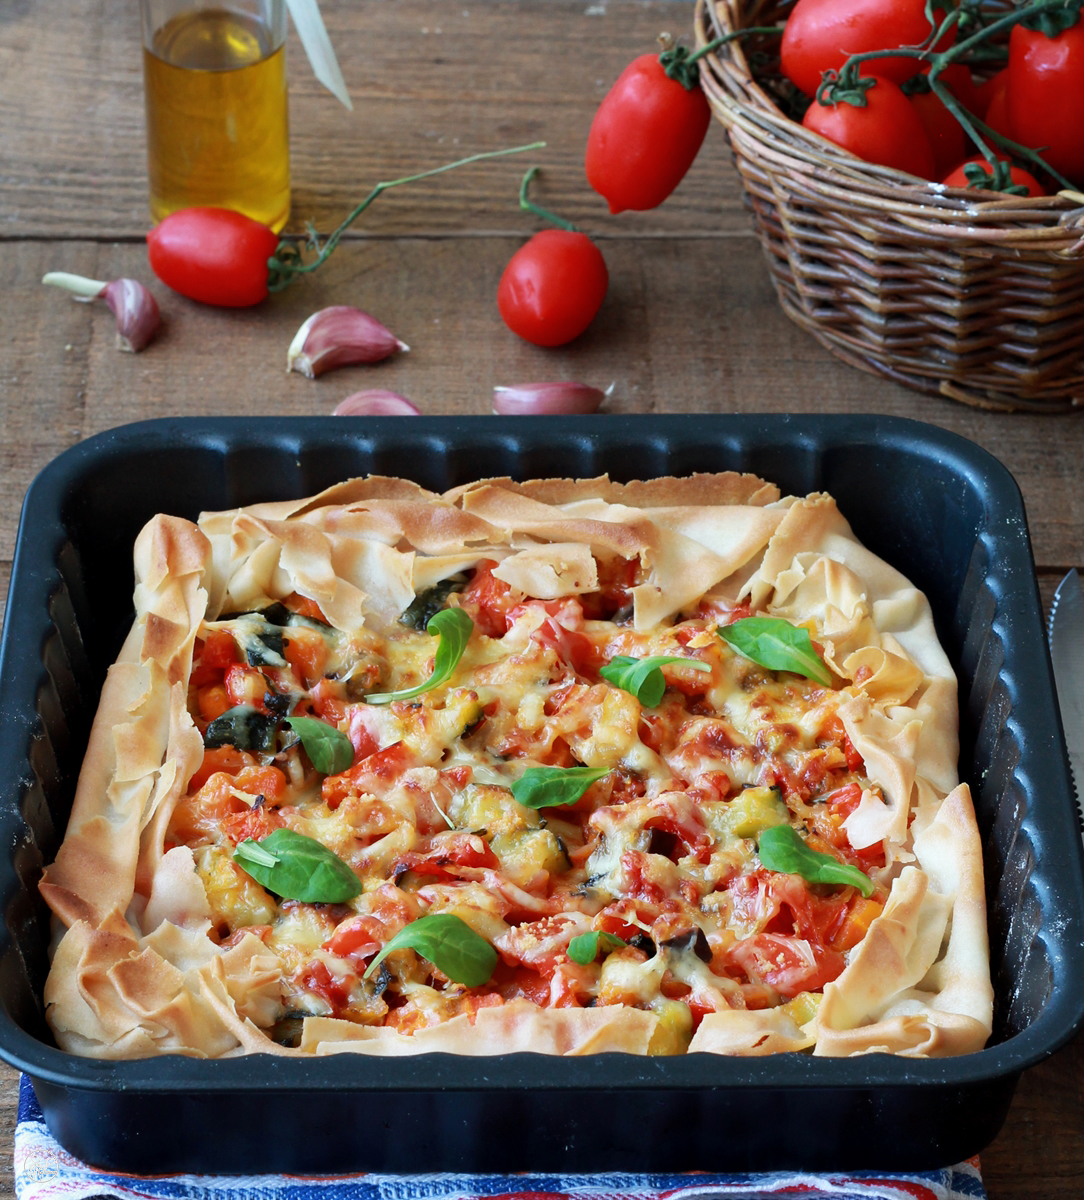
288 306 409 378
42 272 161 352
333 390 421 416
492 381 607 415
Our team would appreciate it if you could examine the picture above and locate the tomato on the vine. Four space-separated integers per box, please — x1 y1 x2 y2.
976 68 1013 139
907 65 976 178
497 230 609 347
802 76 936 180
147 207 279 307
1008 18 1084 183
781 0 951 98
970 67 1005 120
942 156 1045 197
586 52 711 213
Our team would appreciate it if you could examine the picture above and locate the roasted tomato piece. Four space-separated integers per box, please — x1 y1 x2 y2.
391 832 498 881
729 933 846 998
459 561 520 638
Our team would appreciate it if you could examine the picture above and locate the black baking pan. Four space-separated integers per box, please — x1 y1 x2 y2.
1 414 1082 1175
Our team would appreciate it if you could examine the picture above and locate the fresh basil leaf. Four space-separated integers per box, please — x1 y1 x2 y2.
757 824 874 898
204 704 279 753
717 617 832 686
235 840 280 869
362 913 497 986
510 765 609 809
367 607 474 704
599 654 711 708
234 828 362 903
567 930 627 966
284 716 354 775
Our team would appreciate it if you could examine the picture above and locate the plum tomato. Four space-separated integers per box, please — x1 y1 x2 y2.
971 67 1007 121
781 0 951 98
586 53 712 213
802 76 937 180
1008 19 1084 184
497 229 609 347
978 68 1014 140
942 156 1045 197
933 62 981 116
906 64 980 178
147 208 279 307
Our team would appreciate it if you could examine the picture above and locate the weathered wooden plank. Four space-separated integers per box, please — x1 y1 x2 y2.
0 0 747 239
5 236 1084 569
974 1031 1084 1198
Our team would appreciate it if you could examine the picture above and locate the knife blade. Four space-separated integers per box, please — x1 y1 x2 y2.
1049 569 1084 836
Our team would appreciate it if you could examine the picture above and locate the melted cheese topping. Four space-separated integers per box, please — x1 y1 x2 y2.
171 578 887 1052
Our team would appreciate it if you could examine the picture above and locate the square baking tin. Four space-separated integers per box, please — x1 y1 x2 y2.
1 414 1082 1175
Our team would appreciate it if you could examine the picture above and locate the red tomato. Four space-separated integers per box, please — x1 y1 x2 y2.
190 629 239 687
224 663 271 710
283 628 328 689
197 684 232 723
910 89 967 177
460 561 520 636
391 833 499 880
1008 20 1084 183
934 62 982 115
730 933 846 999
497 230 608 347
187 745 252 793
325 915 386 960
942 156 1045 197
981 69 1014 140
781 0 951 97
147 208 279 307
971 67 1008 121
585 53 711 213
802 75 936 179
907 64 976 177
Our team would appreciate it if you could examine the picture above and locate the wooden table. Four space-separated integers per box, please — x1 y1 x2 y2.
2 0 1083 1194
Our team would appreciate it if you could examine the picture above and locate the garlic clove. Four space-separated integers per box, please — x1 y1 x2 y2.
287 306 409 378
492 381 606 415
101 279 161 352
333 390 421 416
42 271 161 353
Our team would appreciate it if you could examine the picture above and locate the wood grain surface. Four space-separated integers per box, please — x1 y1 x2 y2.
2 1 1083 1196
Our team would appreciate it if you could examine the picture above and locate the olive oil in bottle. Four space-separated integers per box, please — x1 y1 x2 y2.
143 7 290 231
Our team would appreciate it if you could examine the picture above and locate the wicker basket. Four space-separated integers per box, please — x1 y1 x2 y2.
694 0 1084 412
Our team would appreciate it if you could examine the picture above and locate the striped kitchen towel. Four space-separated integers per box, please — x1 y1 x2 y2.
14 1076 986 1200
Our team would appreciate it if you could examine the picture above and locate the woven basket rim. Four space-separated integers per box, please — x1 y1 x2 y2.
694 0 1084 254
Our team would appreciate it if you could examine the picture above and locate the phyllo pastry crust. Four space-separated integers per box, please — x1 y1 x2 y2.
40 472 993 1059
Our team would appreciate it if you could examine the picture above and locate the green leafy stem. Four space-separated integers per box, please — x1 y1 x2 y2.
518 166 579 232
267 142 545 292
